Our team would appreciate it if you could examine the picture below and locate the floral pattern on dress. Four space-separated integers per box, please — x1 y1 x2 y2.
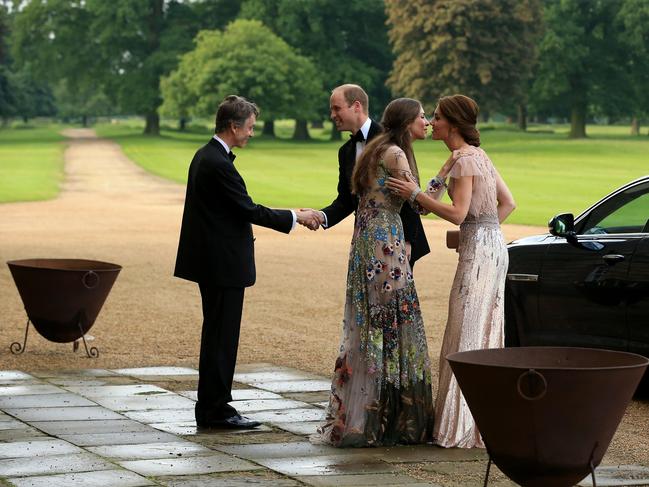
316 159 434 447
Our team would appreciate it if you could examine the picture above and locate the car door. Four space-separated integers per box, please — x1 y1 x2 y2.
535 181 649 350
627 235 649 357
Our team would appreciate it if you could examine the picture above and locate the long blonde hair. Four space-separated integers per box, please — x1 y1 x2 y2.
351 98 421 194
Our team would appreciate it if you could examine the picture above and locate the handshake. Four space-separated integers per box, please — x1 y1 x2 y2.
295 209 325 231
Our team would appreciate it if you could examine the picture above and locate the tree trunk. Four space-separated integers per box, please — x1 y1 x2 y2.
22 115 28 124
517 104 527 131
631 116 639 136
330 124 342 141
481 110 490 123
311 120 323 129
81 115 88 127
144 112 160 135
292 119 310 140
262 119 275 137
179 118 186 131
569 103 587 138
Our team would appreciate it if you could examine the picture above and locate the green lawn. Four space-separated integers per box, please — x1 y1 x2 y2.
1 120 647 227
0 124 66 202
96 121 649 226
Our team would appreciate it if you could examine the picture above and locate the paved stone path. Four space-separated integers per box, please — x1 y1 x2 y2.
1 366 648 487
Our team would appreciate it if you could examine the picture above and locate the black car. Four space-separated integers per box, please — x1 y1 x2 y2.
505 175 649 387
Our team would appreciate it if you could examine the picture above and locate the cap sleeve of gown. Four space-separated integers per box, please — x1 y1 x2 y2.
449 153 482 178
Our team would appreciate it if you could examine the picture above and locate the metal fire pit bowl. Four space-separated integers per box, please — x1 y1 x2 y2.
447 347 649 487
7 258 121 358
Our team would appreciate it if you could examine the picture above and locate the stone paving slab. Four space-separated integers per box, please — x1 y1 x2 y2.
0 439 82 459
0 393 96 409
295 473 438 486
30 419 154 436
0 452 114 477
119 453 262 476
255 454 398 476
59 430 181 447
8 469 155 487
1 364 647 487
578 465 649 486
3 406 125 422
87 440 213 460
0 385 62 396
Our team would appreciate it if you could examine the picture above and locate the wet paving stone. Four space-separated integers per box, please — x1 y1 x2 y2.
0 418 29 430
0 426 48 442
32 369 118 378
46 378 110 387
119 453 261 476
124 408 195 424
254 380 332 393
0 439 82 458
152 422 273 436
255 454 397 476
577 465 649 486
64 384 172 398
8 469 154 487
0 452 113 477
272 421 321 436
87 440 213 460
0 371 34 381
0 393 96 409
30 419 154 436
190 431 304 448
4 406 125 422
157 472 302 487
375 444 488 463
230 399 310 413
215 441 364 460
233 371 319 384
295 473 438 486
60 430 180 446
112 367 199 378
91 393 195 411
177 389 281 402
246 408 325 423
0 385 63 396
283 391 330 403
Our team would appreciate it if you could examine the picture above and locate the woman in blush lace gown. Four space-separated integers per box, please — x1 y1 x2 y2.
387 94 516 448
314 98 434 447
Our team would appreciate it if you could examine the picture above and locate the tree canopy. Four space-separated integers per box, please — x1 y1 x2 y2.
386 0 542 117
161 19 324 137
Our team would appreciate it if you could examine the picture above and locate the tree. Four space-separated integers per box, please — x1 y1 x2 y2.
160 19 324 139
530 0 638 138
239 0 393 139
617 0 649 135
53 79 112 126
386 0 542 124
11 0 237 135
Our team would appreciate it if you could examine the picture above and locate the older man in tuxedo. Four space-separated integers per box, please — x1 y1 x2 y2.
175 95 315 429
304 84 430 266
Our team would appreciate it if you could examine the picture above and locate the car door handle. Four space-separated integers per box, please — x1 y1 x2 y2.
602 254 625 264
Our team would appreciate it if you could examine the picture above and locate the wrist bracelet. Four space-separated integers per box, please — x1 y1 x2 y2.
409 187 422 203
428 176 448 192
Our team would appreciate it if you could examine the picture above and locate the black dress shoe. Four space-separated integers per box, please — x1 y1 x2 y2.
196 414 261 429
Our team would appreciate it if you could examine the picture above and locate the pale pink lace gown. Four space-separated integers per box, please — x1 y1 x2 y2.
433 147 508 448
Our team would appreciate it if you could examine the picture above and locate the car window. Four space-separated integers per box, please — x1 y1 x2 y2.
580 181 649 235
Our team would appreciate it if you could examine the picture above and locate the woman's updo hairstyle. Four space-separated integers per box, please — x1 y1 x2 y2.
437 94 481 147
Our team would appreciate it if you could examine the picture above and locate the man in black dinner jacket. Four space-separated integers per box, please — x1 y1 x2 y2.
174 95 316 429
303 84 430 266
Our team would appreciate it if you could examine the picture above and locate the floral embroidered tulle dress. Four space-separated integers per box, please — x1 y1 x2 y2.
432 147 508 448
315 149 434 447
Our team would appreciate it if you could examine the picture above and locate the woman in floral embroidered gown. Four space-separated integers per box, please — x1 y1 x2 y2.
387 94 516 448
314 98 435 447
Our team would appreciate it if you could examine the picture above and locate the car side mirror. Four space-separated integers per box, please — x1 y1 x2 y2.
549 213 574 237
549 212 603 251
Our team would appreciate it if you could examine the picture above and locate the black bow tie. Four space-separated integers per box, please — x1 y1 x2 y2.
228 151 236 161
350 131 365 144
